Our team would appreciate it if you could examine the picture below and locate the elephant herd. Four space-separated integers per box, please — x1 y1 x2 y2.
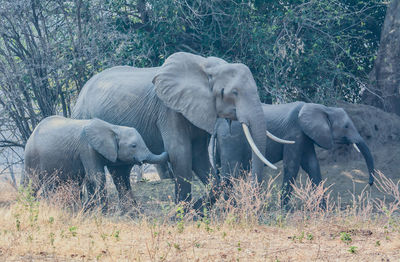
22 52 375 212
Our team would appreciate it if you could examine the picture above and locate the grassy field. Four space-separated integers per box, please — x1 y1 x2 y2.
0 172 399 261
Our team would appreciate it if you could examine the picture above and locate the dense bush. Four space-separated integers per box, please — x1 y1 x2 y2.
0 0 387 149
110 0 386 104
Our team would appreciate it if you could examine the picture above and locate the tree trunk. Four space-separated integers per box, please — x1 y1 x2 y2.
362 0 400 116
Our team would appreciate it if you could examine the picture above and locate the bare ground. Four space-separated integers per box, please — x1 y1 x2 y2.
0 178 400 262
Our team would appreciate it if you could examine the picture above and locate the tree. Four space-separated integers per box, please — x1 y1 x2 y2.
0 0 388 180
362 0 400 116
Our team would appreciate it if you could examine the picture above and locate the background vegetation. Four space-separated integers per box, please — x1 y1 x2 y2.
0 2 399 260
0 0 392 168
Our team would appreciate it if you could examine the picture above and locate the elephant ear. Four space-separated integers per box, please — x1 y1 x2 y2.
298 103 333 150
153 52 227 134
83 118 118 162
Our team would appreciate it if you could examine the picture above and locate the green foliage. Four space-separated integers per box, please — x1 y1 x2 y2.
275 214 286 228
69 226 78 237
49 232 55 246
340 232 352 244
307 233 314 241
0 0 387 148
291 231 314 242
175 205 185 233
113 229 120 241
297 231 305 242
200 207 212 233
118 0 385 104
14 214 20 231
16 184 39 229
348 245 357 253
173 243 181 250
10 184 40 242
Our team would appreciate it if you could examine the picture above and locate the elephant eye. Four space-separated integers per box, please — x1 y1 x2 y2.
345 124 349 129
131 144 137 148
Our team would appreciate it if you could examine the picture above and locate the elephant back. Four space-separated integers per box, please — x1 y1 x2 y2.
262 102 305 137
71 66 166 154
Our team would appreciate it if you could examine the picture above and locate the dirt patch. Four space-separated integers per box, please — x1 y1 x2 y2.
2 211 399 261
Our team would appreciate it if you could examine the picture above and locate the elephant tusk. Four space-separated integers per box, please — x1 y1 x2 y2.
209 134 217 170
242 123 277 170
353 143 361 153
266 131 295 144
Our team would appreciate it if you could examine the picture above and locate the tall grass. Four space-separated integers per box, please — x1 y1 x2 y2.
0 170 399 260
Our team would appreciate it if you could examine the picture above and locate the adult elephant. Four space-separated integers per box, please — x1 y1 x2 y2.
72 52 276 208
212 102 375 205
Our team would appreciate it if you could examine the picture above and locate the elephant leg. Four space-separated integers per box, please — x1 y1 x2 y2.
160 113 193 204
300 141 322 186
300 141 326 208
80 149 107 211
281 142 302 207
82 167 106 211
218 156 240 202
29 172 42 198
168 144 192 203
191 136 221 211
95 172 107 212
23 168 43 198
108 165 136 211
192 136 215 185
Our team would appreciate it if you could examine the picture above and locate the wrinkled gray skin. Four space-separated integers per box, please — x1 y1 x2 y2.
212 102 375 206
72 52 268 208
23 116 168 209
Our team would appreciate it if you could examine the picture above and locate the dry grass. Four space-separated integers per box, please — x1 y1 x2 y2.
0 171 400 261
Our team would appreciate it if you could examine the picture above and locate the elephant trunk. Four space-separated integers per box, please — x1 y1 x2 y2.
143 152 169 165
237 99 274 183
355 139 375 185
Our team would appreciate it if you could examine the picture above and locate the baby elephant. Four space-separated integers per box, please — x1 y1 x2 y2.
23 116 168 210
212 102 375 206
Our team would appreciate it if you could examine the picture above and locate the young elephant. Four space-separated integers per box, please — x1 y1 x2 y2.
23 116 168 209
212 102 375 205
